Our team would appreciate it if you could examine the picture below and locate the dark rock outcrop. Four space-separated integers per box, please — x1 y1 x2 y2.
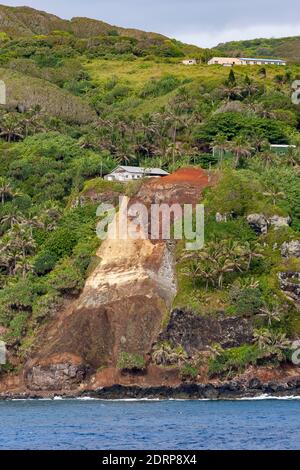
25 363 87 391
82 376 300 400
159 309 253 355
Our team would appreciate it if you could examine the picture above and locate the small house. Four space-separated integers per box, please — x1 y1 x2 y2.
182 59 197 65
104 166 169 182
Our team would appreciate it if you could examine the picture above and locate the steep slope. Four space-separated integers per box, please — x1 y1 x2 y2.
0 68 96 123
22 168 211 392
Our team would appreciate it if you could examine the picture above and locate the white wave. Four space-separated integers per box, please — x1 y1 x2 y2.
238 394 300 401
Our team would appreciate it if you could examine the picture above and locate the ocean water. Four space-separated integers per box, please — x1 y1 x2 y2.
0 398 300 450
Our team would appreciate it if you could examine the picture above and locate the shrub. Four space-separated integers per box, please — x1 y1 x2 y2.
49 258 84 296
117 352 146 372
139 75 181 98
229 285 263 316
194 112 290 146
34 250 58 275
180 362 199 381
43 227 78 259
6 312 29 342
208 344 261 377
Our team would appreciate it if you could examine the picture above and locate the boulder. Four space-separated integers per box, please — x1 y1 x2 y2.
247 214 268 235
247 214 291 235
278 271 300 303
281 240 300 258
269 215 291 230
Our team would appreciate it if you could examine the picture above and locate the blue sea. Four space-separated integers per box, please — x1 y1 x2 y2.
0 398 300 450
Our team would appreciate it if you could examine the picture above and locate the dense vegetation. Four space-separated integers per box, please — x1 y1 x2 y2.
1 6 300 380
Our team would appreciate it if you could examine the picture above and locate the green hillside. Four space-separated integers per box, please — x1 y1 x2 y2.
1 5 300 385
217 36 300 63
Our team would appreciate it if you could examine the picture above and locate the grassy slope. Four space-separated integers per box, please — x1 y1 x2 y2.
85 58 300 116
0 67 96 124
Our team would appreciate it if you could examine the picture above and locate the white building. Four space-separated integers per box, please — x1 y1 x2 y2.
208 57 287 66
182 59 197 65
104 166 169 182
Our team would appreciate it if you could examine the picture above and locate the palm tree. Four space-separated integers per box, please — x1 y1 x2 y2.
229 137 252 167
183 240 252 290
253 329 272 351
14 256 34 279
152 342 188 366
242 76 259 97
263 185 285 205
241 241 264 270
259 304 283 327
0 113 24 142
250 136 268 153
0 178 15 205
259 151 280 169
212 134 229 168
1 209 25 229
21 106 44 137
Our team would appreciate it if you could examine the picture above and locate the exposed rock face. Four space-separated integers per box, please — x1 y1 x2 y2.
159 309 253 356
72 189 121 208
278 271 300 303
24 168 211 391
26 364 87 391
281 240 300 258
247 214 269 235
24 233 177 390
24 354 87 391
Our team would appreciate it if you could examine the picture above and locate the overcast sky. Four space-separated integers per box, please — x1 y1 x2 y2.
2 0 299 47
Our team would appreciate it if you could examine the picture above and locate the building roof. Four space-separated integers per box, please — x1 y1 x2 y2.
113 166 169 175
240 57 286 63
270 144 296 148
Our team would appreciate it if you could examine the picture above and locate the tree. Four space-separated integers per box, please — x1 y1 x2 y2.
152 342 188 366
183 240 254 290
0 178 15 205
0 113 24 142
242 75 259 97
258 151 280 169
227 69 236 85
253 329 272 351
229 136 252 167
1 209 25 229
212 133 229 168
259 304 284 327
254 329 291 362
263 185 285 205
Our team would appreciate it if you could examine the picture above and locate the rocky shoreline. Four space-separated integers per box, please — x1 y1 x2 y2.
2 378 300 400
